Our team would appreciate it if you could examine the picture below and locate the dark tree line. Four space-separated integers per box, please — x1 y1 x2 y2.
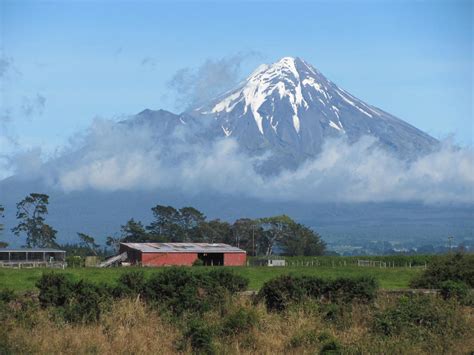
107 205 326 256
6 194 326 256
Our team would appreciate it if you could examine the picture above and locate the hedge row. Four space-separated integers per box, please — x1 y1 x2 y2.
257 275 379 311
36 268 249 322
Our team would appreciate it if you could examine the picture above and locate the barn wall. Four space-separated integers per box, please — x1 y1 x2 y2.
141 252 198 266
224 253 246 266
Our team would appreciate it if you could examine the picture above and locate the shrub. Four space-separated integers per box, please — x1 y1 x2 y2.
326 276 379 303
115 270 146 297
0 289 15 304
183 318 216 355
257 276 306 312
207 269 249 293
372 295 468 341
36 273 74 308
221 307 258 336
439 280 469 302
258 275 379 311
144 268 238 315
192 259 204 266
63 280 109 323
410 252 474 288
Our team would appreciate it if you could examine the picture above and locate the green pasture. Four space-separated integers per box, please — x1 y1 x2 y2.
0 264 422 292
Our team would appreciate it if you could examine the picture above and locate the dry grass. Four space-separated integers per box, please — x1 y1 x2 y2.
4 299 180 354
2 295 473 354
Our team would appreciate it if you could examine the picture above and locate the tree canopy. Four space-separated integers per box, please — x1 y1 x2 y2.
11 193 57 248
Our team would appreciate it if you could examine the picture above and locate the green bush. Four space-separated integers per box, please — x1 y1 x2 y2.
207 269 249 293
372 295 467 341
325 276 379 304
183 318 216 355
192 259 204 266
36 273 74 308
439 280 469 302
258 275 379 311
410 253 474 288
257 275 306 312
115 270 146 297
63 280 109 323
0 289 15 303
221 307 258 336
144 268 241 315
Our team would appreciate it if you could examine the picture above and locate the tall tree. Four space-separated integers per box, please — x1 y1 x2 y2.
178 207 206 242
147 205 181 241
231 218 263 255
259 215 294 256
11 193 57 248
121 218 150 242
284 223 326 256
77 232 100 255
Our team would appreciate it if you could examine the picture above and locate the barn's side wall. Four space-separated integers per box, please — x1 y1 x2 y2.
224 253 246 266
141 252 198 266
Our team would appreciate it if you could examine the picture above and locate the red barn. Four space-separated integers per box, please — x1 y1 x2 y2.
119 242 246 267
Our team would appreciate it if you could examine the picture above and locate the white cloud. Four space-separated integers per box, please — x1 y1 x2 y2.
9 118 472 204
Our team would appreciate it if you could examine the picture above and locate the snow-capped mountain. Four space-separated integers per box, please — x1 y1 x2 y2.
120 56 440 173
189 56 438 170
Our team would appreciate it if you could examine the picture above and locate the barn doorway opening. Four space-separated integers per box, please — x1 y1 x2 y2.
198 253 224 266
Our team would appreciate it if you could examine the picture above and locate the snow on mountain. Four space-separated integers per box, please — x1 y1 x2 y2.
125 57 438 173
189 56 438 171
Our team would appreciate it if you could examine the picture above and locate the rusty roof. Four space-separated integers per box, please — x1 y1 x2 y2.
120 242 246 254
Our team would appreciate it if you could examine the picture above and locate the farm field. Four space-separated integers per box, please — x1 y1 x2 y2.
0 265 422 292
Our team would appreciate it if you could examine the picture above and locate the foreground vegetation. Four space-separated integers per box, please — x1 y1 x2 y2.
1 256 473 354
0 264 421 292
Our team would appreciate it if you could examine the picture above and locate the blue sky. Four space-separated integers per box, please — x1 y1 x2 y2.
0 0 472 172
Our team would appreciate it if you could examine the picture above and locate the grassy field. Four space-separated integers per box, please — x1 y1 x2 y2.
0 265 422 292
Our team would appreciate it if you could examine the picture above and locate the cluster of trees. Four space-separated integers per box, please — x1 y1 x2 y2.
2 193 326 257
108 205 326 256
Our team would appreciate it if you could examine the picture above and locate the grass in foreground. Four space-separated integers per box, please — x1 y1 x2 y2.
0 265 421 292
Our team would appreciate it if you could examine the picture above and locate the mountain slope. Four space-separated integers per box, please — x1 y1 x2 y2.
191 57 438 170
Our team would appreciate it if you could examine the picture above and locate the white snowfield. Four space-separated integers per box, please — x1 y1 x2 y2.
206 57 382 135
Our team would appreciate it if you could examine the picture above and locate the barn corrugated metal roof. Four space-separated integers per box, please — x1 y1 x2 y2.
120 242 246 253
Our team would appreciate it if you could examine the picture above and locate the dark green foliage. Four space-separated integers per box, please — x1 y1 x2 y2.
439 280 469 302
36 273 109 323
36 273 74 307
0 289 15 303
145 268 212 315
115 270 146 297
221 307 258 336
144 268 247 315
192 258 204 266
12 193 57 248
207 268 249 293
183 318 216 355
410 252 474 288
257 275 307 311
258 275 379 311
372 295 467 341
325 276 379 303
63 281 109 323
